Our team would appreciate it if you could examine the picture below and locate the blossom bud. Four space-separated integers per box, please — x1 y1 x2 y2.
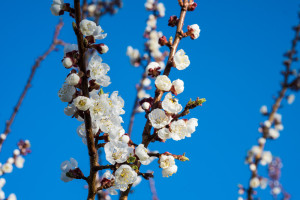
13 149 20 156
188 2 197 11
62 57 73 69
187 24 201 40
171 79 184 95
259 105 268 115
155 75 172 91
0 178 6 188
94 44 109 54
66 73 80 86
142 78 151 87
146 62 161 77
249 164 256 171
158 36 168 46
7 194 17 200
0 134 6 140
142 102 150 110
120 134 130 144
168 15 179 27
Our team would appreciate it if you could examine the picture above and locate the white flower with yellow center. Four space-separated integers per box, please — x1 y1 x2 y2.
169 120 188 141
73 96 92 111
79 19 107 40
159 155 175 169
148 109 172 129
104 141 133 165
88 54 111 87
162 165 178 177
155 75 172 91
2 163 13 174
115 165 138 191
58 83 76 102
174 49 190 70
162 93 182 114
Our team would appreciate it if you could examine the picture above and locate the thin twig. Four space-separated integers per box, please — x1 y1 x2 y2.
0 20 65 152
246 18 300 200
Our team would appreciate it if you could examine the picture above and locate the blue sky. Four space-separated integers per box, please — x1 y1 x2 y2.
0 0 300 199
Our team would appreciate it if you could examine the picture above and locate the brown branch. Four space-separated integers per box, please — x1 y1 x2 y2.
0 20 64 152
246 20 300 200
120 1 190 199
93 165 115 171
141 0 189 147
73 1 99 200
149 177 159 200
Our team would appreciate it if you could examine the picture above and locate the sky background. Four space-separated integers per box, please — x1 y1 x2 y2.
0 0 300 199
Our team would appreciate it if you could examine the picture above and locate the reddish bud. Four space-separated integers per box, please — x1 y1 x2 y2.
188 2 197 11
158 36 168 46
168 15 179 27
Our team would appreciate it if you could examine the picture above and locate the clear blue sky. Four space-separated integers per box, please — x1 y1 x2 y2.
0 0 300 199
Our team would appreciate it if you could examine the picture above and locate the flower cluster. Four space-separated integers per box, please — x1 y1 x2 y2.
54 0 204 198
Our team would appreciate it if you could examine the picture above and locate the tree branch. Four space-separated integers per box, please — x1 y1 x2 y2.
0 20 64 152
73 1 99 200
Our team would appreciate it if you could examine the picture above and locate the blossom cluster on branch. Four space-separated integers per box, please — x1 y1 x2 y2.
52 0 204 199
238 14 300 200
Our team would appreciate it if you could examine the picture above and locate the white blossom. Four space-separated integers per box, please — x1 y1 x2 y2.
160 155 177 177
114 165 137 191
157 3 165 17
146 62 160 75
64 104 77 116
0 191 4 200
158 128 172 140
162 93 182 114
132 176 142 187
120 135 130 144
2 163 13 174
60 158 78 182
15 156 25 169
189 24 201 39
170 120 188 141
66 73 80 86
155 75 172 91
135 144 151 165
250 177 260 188
260 151 272 166
88 54 111 87
101 170 118 195
172 79 184 95
79 19 107 39
126 46 140 66
104 141 133 165
62 57 73 68
174 49 190 70
58 83 76 102
147 14 157 29
0 178 6 188
142 102 150 110
50 0 64 16
7 194 16 200
272 187 281 195
73 96 92 111
268 128 280 139
287 94 295 104
145 0 154 10
148 109 171 129
186 118 198 137
260 105 268 115
142 78 151 87
138 90 150 99
162 165 178 177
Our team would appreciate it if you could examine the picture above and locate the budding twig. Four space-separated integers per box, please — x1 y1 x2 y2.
246 16 300 200
0 20 65 152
